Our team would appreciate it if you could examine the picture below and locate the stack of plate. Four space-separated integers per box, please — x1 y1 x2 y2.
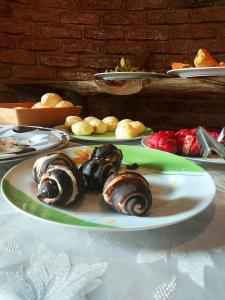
0 125 69 164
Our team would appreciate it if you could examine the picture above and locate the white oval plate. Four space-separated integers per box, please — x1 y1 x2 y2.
0 125 69 163
1 145 215 231
167 66 225 78
95 71 168 81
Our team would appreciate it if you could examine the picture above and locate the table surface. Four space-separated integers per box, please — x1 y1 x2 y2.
0 144 225 300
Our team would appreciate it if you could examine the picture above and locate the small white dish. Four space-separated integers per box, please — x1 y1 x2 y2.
0 125 69 163
95 71 168 81
167 66 225 78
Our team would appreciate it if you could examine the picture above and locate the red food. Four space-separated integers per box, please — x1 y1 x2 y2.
175 128 200 156
175 127 220 156
146 131 177 154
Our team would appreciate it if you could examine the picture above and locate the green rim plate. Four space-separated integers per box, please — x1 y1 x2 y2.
70 128 153 142
1 145 215 231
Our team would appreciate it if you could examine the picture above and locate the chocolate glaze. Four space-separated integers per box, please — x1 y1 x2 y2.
79 158 118 191
103 171 152 216
91 144 123 170
38 168 74 205
13 126 51 133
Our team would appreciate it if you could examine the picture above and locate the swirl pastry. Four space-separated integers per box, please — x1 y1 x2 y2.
32 152 79 183
103 171 152 216
91 144 123 170
79 158 118 191
37 165 83 205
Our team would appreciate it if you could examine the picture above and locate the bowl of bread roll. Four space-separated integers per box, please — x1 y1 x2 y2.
0 93 82 127
65 115 153 141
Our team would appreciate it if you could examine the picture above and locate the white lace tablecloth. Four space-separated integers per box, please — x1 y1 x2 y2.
0 161 224 300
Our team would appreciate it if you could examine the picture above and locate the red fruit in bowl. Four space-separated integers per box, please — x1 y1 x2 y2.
146 131 177 154
180 135 201 156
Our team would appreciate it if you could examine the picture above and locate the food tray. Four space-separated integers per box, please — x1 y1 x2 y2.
0 102 82 126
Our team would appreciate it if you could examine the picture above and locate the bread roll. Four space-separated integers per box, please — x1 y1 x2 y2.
84 116 100 124
130 121 145 135
71 121 94 136
55 100 74 108
32 102 49 109
41 93 62 107
102 116 118 132
14 107 28 109
115 124 138 139
65 116 82 128
117 119 132 127
89 119 107 134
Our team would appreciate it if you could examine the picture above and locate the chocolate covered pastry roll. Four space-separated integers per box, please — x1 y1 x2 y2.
103 171 152 216
91 144 123 170
37 165 84 205
79 157 118 191
32 152 77 183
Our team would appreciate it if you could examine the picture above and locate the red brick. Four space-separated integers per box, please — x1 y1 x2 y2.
147 0 169 9
147 9 189 24
40 54 79 67
0 63 12 78
81 0 121 10
0 34 15 48
127 27 168 41
41 25 82 39
190 7 225 23
170 24 218 39
0 20 32 35
147 40 189 54
62 40 101 53
143 54 165 70
0 2 11 16
168 0 218 9
61 12 101 25
58 69 94 80
126 0 167 10
12 8 60 22
0 49 36 64
85 27 124 40
188 39 225 55
16 36 58 51
125 0 147 10
79 55 118 69
9 0 33 5
104 41 145 54
35 0 75 8
103 12 145 25
14 65 57 79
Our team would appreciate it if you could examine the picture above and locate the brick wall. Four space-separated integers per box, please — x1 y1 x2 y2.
1 0 225 130
1 0 225 81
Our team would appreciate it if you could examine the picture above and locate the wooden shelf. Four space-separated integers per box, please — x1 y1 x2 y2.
4 76 225 97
